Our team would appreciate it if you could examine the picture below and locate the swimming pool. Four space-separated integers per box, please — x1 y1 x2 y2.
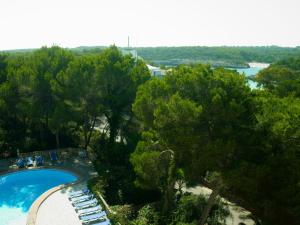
0 169 77 225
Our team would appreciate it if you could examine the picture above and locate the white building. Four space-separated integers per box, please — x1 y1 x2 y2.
147 64 166 77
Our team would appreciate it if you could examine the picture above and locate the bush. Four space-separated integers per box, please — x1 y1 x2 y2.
130 204 159 225
109 205 135 225
87 177 106 197
171 193 230 225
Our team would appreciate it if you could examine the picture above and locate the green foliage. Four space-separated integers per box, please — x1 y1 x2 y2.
1 45 300 225
135 46 300 67
109 205 135 225
132 64 253 182
172 194 229 225
87 177 106 197
0 45 150 154
256 57 300 97
130 204 160 225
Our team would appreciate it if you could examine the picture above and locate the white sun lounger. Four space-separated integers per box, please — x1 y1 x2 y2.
68 188 89 198
80 211 107 224
91 219 111 225
73 198 98 210
71 194 94 203
77 205 102 216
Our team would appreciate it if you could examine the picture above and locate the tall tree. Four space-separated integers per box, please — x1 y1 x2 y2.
132 64 255 224
95 46 150 161
56 55 101 149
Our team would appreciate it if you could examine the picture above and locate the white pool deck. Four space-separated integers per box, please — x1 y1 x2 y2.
35 184 253 225
35 184 85 225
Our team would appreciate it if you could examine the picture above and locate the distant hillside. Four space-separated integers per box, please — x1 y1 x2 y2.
135 46 300 67
3 46 300 68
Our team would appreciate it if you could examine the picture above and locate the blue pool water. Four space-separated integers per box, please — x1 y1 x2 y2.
0 169 77 225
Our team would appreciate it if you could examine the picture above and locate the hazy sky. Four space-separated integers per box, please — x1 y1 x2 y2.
0 0 300 50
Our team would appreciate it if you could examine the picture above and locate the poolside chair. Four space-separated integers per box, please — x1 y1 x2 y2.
49 151 58 161
80 211 107 224
91 219 111 225
77 205 102 216
68 188 90 198
16 158 25 168
78 150 87 158
35 155 44 166
73 198 98 210
26 157 34 167
71 194 94 203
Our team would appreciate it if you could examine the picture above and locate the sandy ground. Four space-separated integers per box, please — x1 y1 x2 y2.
185 186 255 225
35 184 86 225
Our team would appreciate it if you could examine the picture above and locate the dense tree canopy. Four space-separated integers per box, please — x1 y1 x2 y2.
1 46 299 225
135 46 300 67
256 56 300 97
0 45 150 154
131 63 300 225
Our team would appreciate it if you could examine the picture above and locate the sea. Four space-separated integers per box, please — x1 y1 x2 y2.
228 63 269 89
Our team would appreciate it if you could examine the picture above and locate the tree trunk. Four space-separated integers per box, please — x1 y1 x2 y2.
55 128 60 150
108 115 118 146
198 186 221 225
162 155 176 218
84 116 96 150
83 111 88 149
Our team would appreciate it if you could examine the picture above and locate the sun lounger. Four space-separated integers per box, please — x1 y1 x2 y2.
16 158 25 168
71 194 94 203
26 157 34 167
49 151 58 161
80 211 107 224
73 198 98 210
35 155 44 166
77 205 102 216
69 188 90 198
91 219 111 225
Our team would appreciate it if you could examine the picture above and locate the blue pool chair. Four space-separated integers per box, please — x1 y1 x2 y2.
16 158 25 168
73 198 98 210
80 211 107 224
69 188 90 198
77 205 102 216
91 219 111 225
49 151 58 161
71 194 94 203
35 155 44 166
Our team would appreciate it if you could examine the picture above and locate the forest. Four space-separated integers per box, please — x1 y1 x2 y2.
0 46 299 225
136 46 300 67
6 46 300 68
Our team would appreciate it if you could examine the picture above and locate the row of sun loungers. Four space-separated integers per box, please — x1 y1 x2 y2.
16 151 58 168
68 188 111 224
16 155 44 168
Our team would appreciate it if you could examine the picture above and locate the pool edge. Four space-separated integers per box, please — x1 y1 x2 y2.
26 168 84 225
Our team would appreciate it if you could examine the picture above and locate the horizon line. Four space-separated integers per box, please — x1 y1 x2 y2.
1 44 300 52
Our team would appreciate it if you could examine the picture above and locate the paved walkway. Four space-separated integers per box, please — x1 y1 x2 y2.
35 184 85 225
185 186 255 225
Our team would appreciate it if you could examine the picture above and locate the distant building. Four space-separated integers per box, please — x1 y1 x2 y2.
147 64 166 77
120 37 166 77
